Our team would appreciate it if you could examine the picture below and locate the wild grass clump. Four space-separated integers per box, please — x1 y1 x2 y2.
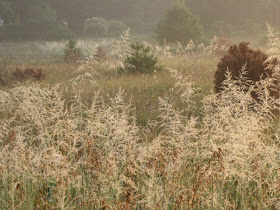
110 28 131 60
207 31 233 54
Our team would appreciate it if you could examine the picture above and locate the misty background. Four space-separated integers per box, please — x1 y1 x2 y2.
0 0 280 43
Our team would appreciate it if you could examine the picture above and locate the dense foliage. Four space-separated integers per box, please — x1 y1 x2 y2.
0 0 73 41
63 40 83 63
0 59 9 84
83 17 109 37
156 3 203 44
215 42 279 100
187 0 280 34
120 42 160 73
14 67 46 80
1 0 280 40
107 20 127 36
49 0 280 36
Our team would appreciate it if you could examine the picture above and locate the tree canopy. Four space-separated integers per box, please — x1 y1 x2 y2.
156 2 203 43
1 0 280 40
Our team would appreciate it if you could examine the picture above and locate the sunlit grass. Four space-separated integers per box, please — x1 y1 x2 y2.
1 33 280 209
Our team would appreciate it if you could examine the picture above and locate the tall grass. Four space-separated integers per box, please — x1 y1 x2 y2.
1 64 280 209
1 27 280 209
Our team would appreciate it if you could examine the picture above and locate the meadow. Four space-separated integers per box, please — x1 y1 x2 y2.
0 27 280 209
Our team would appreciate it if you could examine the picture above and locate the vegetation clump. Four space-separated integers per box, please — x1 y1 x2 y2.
94 46 107 61
83 17 109 37
119 42 160 73
107 19 127 36
63 40 83 63
14 67 46 80
156 2 203 44
208 31 233 54
0 58 9 84
214 42 279 100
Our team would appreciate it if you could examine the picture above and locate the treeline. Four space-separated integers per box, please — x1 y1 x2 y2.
188 0 280 35
0 0 280 40
49 0 172 33
0 0 73 40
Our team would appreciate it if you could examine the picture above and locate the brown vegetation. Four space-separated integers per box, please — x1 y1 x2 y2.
0 59 9 84
215 42 279 100
95 46 107 61
14 67 46 80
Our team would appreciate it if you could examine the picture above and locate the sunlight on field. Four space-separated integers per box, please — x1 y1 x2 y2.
1 4 280 208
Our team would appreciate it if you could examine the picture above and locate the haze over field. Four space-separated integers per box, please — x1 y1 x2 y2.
1 0 280 42
1 1 280 209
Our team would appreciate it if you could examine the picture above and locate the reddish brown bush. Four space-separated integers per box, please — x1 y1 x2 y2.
14 67 46 80
214 42 279 100
14 67 25 78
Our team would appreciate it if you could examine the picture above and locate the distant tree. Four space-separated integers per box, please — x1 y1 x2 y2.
107 20 127 36
50 0 171 33
0 0 73 40
83 17 109 37
0 0 15 23
186 0 280 33
156 1 203 44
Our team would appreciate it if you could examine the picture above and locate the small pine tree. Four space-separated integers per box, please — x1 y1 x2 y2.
63 40 83 63
120 42 160 73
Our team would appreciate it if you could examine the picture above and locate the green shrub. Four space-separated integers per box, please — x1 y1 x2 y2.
119 42 160 73
63 40 83 63
83 17 109 37
107 20 127 36
156 3 203 44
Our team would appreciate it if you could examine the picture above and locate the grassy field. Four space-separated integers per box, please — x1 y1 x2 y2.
41 54 218 125
1 35 280 209
1 40 219 126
